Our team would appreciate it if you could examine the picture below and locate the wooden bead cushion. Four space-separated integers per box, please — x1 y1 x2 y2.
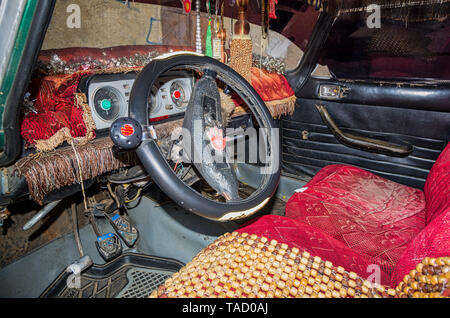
151 232 449 298
396 257 450 298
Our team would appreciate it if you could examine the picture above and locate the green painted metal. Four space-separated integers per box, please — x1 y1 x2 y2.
0 0 39 150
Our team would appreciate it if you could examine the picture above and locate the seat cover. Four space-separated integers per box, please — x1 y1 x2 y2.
390 207 450 286
239 144 449 286
423 143 450 223
237 215 393 285
284 165 426 275
392 143 450 285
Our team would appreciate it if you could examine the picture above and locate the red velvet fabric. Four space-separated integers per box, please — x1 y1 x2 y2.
250 68 294 102
285 165 426 274
230 68 295 107
21 72 93 146
22 45 194 148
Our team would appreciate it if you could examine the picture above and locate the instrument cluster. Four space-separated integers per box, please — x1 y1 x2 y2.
80 71 194 130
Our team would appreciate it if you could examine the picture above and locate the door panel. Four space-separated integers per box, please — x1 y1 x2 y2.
283 9 450 189
281 95 450 189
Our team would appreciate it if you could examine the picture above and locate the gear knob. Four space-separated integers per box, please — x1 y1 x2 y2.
110 117 143 150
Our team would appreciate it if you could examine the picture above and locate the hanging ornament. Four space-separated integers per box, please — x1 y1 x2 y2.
269 0 278 19
181 0 192 13
209 0 227 64
205 0 213 57
216 28 226 63
229 0 252 83
212 34 222 60
211 0 222 60
205 20 213 57
261 0 270 53
195 0 202 53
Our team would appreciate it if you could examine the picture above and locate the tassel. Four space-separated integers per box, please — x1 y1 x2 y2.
229 38 253 84
229 0 252 84
205 19 213 57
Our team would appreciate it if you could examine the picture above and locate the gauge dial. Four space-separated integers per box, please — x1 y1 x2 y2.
170 80 187 109
93 86 123 122
149 85 162 116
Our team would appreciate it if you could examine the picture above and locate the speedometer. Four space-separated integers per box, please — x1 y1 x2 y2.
93 86 123 122
170 80 187 109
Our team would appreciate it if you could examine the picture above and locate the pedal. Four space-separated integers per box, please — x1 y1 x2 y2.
92 203 107 218
95 232 122 262
109 213 139 247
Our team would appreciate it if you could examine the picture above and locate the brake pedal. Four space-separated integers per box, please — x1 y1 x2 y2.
95 232 122 262
108 213 139 247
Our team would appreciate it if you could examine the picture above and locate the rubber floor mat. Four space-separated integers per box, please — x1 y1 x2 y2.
41 253 183 298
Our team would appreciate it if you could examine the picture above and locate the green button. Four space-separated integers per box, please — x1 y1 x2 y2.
101 99 112 111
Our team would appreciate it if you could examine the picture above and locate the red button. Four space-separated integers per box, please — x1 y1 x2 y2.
121 124 134 137
173 90 181 99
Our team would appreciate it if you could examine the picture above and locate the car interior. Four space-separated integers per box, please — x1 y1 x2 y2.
0 0 448 299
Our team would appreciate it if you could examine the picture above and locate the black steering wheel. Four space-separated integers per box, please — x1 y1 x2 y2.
110 53 280 221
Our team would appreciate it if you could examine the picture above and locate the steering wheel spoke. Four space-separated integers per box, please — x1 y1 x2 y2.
182 68 240 201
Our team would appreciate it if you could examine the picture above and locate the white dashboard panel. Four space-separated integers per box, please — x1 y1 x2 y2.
149 72 193 120
85 71 194 130
88 79 134 130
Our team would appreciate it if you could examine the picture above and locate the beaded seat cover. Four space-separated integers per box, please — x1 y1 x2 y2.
151 232 449 298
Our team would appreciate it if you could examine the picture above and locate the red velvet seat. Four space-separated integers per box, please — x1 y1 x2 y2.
238 144 450 287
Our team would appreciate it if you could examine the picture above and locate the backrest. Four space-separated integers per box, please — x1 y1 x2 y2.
424 143 450 224
391 207 449 287
391 143 449 286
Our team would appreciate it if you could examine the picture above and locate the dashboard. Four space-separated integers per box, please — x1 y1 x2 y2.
78 71 194 130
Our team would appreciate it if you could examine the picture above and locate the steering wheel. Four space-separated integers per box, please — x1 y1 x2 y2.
110 53 280 221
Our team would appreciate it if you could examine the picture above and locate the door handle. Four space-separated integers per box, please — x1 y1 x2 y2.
315 104 414 157
319 84 349 100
